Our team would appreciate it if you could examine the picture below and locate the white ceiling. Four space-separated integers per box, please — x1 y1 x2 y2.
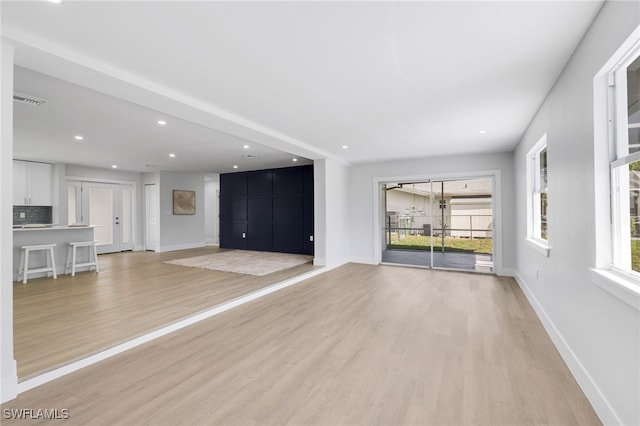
2 1 604 173
13 67 310 173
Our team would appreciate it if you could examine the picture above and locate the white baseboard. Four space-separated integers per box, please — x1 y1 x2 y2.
499 267 516 277
157 242 206 253
512 271 620 426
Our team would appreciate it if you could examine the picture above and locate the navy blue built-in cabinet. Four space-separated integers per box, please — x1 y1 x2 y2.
220 165 314 255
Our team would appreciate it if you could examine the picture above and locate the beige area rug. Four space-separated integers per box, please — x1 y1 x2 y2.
164 250 313 276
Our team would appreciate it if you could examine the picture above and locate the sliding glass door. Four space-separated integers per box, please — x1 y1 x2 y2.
382 177 494 273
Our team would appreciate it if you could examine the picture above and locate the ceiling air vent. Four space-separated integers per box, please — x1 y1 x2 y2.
13 92 47 106
241 154 259 159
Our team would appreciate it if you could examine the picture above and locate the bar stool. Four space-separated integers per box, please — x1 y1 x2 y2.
65 241 99 277
19 244 57 284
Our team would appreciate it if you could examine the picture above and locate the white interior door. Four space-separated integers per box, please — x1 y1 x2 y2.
81 182 134 254
204 181 219 245
145 184 159 251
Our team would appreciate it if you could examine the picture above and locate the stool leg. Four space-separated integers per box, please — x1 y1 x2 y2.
65 245 70 274
50 247 57 279
23 250 29 284
45 249 51 278
93 244 99 273
19 250 25 283
72 245 77 277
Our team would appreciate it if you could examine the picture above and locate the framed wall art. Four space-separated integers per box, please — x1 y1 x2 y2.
173 190 196 215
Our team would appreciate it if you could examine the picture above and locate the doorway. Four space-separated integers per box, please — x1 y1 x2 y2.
80 181 134 254
381 177 494 272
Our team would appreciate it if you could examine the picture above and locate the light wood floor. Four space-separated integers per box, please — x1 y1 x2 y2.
5 264 600 425
13 246 316 380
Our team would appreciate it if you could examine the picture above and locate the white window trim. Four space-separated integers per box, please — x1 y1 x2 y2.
590 268 640 311
592 25 640 311
525 237 551 257
526 133 550 257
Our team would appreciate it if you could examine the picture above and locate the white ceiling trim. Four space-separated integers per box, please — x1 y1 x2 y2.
3 28 345 165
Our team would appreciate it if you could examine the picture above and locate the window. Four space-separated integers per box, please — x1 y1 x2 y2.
592 27 640 309
526 134 550 255
610 50 640 275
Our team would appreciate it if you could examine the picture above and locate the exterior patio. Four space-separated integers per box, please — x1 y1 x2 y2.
382 249 493 273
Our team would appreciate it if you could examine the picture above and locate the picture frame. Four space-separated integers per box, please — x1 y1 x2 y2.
173 190 196 215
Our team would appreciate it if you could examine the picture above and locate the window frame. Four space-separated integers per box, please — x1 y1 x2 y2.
591 27 640 311
526 133 551 257
609 44 640 278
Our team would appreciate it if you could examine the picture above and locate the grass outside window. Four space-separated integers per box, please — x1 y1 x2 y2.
388 234 493 254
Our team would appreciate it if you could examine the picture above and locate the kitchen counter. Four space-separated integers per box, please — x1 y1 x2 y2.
13 225 97 282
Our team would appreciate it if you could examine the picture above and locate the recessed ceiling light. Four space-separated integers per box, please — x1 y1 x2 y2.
169 153 176 158
342 145 349 149
233 165 238 169
479 130 487 134
292 158 298 162
74 135 84 141
243 145 250 149
157 120 167 126
111 165 118 169
48 0 62 3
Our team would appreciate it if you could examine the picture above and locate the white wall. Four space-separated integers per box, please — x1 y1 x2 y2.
0 39 18 404
314 159 350 268
513 2 639 424
325 160 350 267
158 171 206 252
348 152 515 272
313 161 327 265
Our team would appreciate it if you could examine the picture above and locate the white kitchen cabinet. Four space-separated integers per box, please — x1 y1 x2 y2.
13 160 28 205
13 160 53 206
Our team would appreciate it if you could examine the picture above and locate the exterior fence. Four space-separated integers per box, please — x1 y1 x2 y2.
386 214 493 242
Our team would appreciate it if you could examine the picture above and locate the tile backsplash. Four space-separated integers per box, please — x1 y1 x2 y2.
13 206 53 225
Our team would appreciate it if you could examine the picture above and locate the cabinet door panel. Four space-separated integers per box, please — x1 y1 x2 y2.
273 167 303 197
273 223 303 254
222 221 247 249
248 170 272 197
302 165 314 196
28 162 53 206
13 161 28 205
230 197 248 221
248 198 272 223
303 195 314 255
248 222 272 251
221 173 247 196
273 197 303 224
